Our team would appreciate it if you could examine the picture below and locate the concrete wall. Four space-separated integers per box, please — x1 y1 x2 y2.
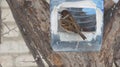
0 0 37 67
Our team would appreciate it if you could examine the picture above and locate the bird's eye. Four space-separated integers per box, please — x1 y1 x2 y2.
58 12 61 14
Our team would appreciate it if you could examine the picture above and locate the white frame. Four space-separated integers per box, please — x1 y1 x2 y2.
51 1 103 41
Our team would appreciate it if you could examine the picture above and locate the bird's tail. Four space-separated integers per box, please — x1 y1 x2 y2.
78 32 87 40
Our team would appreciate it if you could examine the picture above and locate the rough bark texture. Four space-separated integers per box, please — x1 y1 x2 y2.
6 0 120 67
6 0 52 67
0 1 1 43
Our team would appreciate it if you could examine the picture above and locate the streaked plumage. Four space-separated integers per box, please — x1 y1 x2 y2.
60 10 87 40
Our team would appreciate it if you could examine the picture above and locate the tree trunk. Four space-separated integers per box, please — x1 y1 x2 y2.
0 1 1 43
6 0 120 67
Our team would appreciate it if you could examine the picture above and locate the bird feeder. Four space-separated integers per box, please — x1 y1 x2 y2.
50 0 104 52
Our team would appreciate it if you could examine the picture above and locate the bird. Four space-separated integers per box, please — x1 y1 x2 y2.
59 10 87 40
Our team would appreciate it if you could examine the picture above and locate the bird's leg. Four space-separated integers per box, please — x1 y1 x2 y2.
75 41 79 50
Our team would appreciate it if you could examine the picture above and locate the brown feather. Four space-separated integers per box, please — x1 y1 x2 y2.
60 10 87 40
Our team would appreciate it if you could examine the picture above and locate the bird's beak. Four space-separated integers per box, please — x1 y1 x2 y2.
58 11 61 14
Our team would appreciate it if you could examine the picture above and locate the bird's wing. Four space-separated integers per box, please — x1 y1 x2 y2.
60 18 76 32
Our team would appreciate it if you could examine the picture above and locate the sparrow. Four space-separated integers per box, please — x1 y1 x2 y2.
59 10 87 40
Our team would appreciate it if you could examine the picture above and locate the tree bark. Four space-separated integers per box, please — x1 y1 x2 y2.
6 0 120 67
0 1 1 43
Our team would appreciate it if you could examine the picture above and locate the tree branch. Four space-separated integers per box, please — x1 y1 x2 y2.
6 0 120 67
